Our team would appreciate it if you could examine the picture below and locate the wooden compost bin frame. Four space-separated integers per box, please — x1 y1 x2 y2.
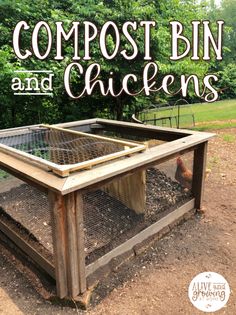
0 118 214 300
0 124 146 177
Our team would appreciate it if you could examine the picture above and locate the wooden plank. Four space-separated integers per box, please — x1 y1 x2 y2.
96 124 184 141
65 192 86 296
97 118 194 134
0 139 139 178
41 124 144 147
0 124 146 177
0 128 36 138
0 124 40 133
96 118 213 136
0 119 95 137
0 219 55 278
0 133 212 195
54 144 146 177
0 142 68 173
0 120 214 195
55 118 97 128
192 142 208 209
145 139 164 148
0 164 48 194
49 191 68 298
49 191 86 298
86 198 195 277
65 193 80 297
104 170 146 214
75 191 86 293
0 152 65 193
96 118 215 141
90 123 108 130
56 119 97 133
62 133 214 194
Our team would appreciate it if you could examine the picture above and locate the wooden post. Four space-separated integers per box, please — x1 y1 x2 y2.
192 142 208 209
75 191 87 293
65 193 80 297
49 190 86 299
49 192 68 298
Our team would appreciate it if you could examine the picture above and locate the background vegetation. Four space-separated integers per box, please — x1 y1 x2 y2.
0 0 235 128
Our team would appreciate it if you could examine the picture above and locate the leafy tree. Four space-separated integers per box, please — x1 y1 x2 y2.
207 0 236 99
220 0 236 63
0 0 230 128
218 64 236 98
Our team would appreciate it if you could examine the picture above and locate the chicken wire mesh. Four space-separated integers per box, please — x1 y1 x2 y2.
0 171 54 263
0 150 194 269
83 151 194 265
0 127 126 165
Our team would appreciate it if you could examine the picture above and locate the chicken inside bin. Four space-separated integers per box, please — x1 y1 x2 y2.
175 156 193 190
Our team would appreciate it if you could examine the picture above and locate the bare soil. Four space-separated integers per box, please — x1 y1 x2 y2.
0 128 236 315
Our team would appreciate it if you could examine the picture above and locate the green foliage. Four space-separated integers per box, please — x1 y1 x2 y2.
218 64 236 98
0 0 234 128
222 133 235 143
0 170 10 180
220 0 236 63
144 99 236 125
207 0 236 99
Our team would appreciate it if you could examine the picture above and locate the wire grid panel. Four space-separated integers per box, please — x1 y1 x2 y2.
83 151 193 265
0 127 125 165
0 171 54 263
83 189 143 265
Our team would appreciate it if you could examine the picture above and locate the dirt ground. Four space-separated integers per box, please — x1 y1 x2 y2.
0 128 235 315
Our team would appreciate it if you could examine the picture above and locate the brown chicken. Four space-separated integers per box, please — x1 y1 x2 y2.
175 157 193 190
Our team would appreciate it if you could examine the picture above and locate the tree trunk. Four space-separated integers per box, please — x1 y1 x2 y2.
11 104 16 127
115 97 123 120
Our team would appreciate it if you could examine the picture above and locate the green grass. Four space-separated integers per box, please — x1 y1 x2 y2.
0 170 10 180
193 122 236 131
142 99 236 129
186 99 236 123
222 133 236 143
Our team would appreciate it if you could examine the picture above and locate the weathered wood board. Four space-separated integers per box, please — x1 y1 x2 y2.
104 170 146 214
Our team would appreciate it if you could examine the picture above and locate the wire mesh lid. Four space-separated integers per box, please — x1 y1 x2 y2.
0 125 146 177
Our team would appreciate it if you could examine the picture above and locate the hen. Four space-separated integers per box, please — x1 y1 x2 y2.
175 157 193 190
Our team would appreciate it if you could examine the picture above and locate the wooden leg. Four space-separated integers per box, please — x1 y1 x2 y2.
192 142 208 209
65 192 86 296
49 191 68 298
75 191 86 293
49 191 86 299
65 193 80 297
